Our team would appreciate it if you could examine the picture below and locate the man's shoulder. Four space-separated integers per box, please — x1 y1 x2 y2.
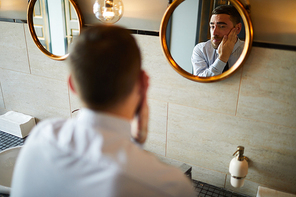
32 117 67 132
26 117 69 143
236 39 244 48
36 117 68 127
194 40 213 52
195 40 211 47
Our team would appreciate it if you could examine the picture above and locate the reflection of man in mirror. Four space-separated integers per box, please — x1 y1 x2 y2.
191 5 244 77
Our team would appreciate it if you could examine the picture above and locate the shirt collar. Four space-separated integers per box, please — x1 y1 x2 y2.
233 38 244 53
76 108 132 139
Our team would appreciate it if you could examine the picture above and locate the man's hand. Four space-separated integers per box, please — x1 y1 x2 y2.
131 71 149 144
218 28 237 63
133 97 149 144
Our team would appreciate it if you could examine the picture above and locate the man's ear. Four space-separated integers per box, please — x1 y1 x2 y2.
236 23 242 35
68 75 77 94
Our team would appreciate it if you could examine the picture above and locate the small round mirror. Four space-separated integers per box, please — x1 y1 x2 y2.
160 0 253 82
27 0 83 60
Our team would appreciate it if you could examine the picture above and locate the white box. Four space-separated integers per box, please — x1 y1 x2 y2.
0 111 36 138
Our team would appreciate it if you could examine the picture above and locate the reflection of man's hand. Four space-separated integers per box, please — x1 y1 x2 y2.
218 28 237 63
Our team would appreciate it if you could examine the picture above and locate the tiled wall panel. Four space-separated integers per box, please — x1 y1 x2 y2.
24 25 69 81
0 82 5 109
166 103 296 195
144 99 167 156
0 68 71 120
0 22 30 73
237 47 296 128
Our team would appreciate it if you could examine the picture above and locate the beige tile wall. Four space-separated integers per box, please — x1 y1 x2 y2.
0 22 71 120
24 26 69 81
0 82 5 109
0 21 296 196
0 22 30 73
237 48 296 128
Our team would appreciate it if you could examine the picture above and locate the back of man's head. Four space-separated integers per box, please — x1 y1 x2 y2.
212 5 241 25
67 25 141 110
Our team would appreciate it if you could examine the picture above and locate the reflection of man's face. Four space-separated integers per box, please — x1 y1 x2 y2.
210 14 235 49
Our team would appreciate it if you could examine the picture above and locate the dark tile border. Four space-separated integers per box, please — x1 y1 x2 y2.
129 29 159 37
253 42 296 51
84 24 160 37
0 18 27 23
2 18 296 50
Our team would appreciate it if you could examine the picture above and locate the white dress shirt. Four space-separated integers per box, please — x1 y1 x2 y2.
191 39 244 77
11 108 195 197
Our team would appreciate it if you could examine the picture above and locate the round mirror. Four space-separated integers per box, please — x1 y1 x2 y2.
160 0 253 82
27 0 83 60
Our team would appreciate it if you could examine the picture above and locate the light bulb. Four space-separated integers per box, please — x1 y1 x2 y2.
93 0 124 24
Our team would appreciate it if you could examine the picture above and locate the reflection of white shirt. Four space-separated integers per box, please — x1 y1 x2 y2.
191 39 244 77
11 108 195 197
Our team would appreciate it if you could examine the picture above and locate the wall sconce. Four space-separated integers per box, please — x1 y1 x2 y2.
93 0 124 24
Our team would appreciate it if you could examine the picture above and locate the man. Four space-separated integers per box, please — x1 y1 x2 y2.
191 5 244 77
11 25 195 197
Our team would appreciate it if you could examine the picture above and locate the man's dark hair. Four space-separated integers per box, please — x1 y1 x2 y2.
212 5 241 25
67 25 141 110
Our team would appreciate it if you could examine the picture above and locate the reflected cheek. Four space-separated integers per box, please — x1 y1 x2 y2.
210 29 215 35
223 29 231 36
211 29 221 37
210 31 216 38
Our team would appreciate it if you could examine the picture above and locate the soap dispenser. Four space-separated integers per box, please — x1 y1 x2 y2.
229 146 248 188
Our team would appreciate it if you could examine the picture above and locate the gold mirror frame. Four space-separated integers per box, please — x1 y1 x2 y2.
160 0 253 83
27 0 83 61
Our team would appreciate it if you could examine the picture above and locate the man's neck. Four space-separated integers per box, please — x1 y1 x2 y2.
82 98 137 122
